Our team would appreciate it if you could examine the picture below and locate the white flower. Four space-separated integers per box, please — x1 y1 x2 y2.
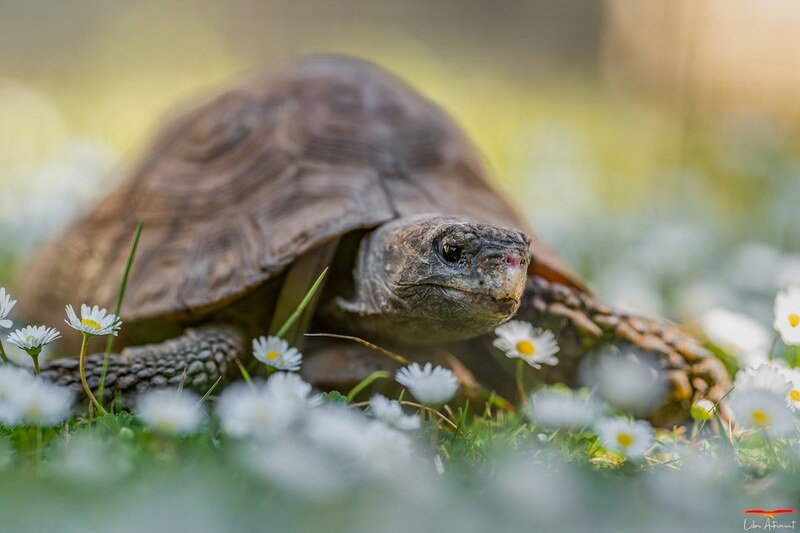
774 286 800 346
216 381 301 439
252 336 302 372
727 389 796 437
304 406 415 480
733 362 792 396
0 368 73 426
595 417 655 459
395 363 458 405
6 325 61 355
698 307 770 368
264 372 322 408
0 288 16 329
493 321 559 369
245 438 343 498
784 367 800 412
135 389 205 435
65 304 122 336
690 399 716 421
584 351 668 416
368 394 421 431
526 389 603 431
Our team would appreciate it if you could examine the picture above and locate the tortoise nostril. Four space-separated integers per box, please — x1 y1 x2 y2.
505 254 524 268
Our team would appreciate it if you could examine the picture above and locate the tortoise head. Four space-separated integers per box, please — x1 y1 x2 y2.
338 215 531 344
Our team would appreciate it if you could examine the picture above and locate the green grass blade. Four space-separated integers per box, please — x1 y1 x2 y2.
97 221 143 405
274 267 329 338
346 370 390 402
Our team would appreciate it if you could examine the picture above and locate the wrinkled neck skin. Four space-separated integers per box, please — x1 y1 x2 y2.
329 215 530 345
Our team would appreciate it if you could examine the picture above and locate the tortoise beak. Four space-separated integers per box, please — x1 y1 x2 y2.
479 245 530 310
496 250 529 303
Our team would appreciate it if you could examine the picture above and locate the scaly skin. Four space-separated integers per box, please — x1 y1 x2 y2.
516 276 731 424
335 215 530 344
41 326 244 405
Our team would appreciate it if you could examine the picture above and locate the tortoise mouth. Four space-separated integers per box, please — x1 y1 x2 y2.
424 283 522 314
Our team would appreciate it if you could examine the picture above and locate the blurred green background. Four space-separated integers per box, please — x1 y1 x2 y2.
2 0 800 327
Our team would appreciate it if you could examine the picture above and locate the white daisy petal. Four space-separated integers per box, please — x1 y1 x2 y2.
526 388 604 431
733 362 792 395
0 367 73 427
6 325 61 354
368 394 421 431
784 367 800 412
727 389 796 437
596 417 655 459
774 286 800 346
0 288 17 330
252 335 303 372
395 363 458 405
65 304 122 337
493 320 560 369
135 389 205 435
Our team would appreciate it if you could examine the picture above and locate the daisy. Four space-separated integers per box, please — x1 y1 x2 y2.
252 336 302 372
733 362 792 395
774 286 800 345
698 307 770 369
526 388 603 431
690 399 716 421
135 389 205 436
216 381 299 439
727 389 796 437
493 320 559 369
6 325 61 355
0 288 16 329
368 394 421 431
264 372 322 408
587 351 668 415
65 304 122 337
784 367 800 412
0 372 74 427
595 417 655 459
6 325 61 375
395 362 458 405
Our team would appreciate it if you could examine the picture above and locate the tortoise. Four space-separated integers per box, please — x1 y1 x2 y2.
16 55 729 422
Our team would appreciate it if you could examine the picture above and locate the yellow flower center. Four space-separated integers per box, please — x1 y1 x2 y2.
516 340 535 356
616 432 634 448
789 389 800 403
266 351 280 360
80 318 102 330
25 335 34 343
751 409 771 427
789 314 800 328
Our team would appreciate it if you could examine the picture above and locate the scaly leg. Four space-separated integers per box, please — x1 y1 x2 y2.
518 277 730 422
40 325 245 405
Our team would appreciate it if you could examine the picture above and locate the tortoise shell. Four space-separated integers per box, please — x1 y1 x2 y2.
19 55 584 328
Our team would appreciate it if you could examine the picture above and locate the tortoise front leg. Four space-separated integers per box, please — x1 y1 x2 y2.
516 276 730 417
40 325 245 406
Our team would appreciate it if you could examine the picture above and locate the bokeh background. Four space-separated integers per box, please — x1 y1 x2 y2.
3 0 800 330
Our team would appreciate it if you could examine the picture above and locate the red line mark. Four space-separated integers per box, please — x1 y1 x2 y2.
742 509 796 518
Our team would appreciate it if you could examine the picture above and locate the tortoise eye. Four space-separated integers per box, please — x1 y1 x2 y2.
441 243 462 263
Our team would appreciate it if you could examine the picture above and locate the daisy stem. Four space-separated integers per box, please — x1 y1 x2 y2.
0 339 9 364
30 354 40 377
515 359 526 403
79 334 107 415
